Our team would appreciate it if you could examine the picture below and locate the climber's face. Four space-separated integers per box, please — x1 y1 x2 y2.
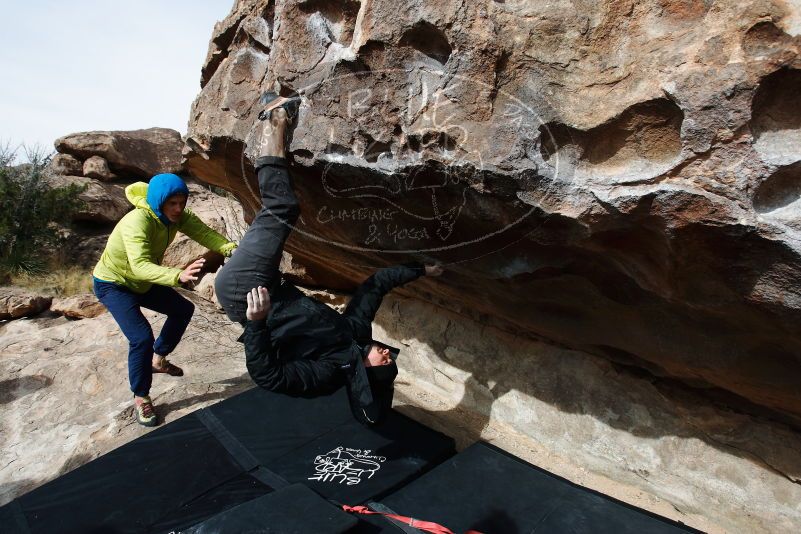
162 194 187 223
364 345 392 367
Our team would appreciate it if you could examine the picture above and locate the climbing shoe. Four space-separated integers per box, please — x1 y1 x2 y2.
257 91 301 122
135 396 158 427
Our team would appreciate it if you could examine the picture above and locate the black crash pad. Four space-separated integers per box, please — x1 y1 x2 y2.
0 387 455 534
183 483 357 534
355 442 702 534
206 387 456 504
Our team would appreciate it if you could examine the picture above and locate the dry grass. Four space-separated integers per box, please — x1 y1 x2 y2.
11 265 93 296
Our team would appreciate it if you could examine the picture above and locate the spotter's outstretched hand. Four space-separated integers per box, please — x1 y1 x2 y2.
179 258 206 283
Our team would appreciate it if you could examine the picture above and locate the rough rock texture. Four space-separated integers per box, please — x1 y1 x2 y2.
0 289 52 320
0 293 248 507
48 153 83 176
55 128 185 179
50 294 106 319
378 293 801 534
46 175 130 223
60 230 112 269
82 155 116 181
186 1 801 428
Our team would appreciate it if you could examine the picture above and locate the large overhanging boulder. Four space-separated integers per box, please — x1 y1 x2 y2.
186 0 801 424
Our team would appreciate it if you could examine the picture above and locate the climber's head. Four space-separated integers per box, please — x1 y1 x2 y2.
364 344 393 368
346 341 400 425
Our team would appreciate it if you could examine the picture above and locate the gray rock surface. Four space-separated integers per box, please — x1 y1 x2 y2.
0 289 52 320
378 293 801 534
50 293 106 319
47 175 130 223
82 155 116 181
48 153 82 176
55 128 184 179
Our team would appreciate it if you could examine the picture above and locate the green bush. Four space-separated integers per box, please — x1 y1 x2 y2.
0 144 86 281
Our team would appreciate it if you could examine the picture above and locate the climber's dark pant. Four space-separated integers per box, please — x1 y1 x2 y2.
214 156 299 324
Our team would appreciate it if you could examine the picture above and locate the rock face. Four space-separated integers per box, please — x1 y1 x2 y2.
377 293 801 534
46 175 130 223
0 289 52 320
50 294 106 319
82 155 116 181
55 128 185 179
186 0 801 428
48 153 83 176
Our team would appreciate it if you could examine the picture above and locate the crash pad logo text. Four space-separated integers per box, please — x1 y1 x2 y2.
308 446 386 485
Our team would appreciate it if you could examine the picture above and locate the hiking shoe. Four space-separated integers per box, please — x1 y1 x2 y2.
135 396 158 427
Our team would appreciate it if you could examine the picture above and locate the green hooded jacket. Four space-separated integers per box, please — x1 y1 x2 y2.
93 182 237 294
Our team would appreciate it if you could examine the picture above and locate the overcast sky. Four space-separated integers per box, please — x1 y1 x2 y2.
0 0 230 157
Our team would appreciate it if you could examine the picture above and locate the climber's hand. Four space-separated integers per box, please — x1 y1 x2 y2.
246 286 271 321
424 264 444 277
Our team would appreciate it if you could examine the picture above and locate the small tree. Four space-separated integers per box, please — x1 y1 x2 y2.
0 143 85 280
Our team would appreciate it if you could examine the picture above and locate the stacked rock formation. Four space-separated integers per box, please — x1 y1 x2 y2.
48 128 186 224
185 0 801 429
54 128 185 179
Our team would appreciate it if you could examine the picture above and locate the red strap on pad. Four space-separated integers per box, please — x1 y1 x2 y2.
342 504 484 534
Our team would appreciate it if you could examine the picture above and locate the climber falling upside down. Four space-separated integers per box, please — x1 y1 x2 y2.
213 93 443 424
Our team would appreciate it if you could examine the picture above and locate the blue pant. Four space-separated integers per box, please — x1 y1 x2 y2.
93 278 194 397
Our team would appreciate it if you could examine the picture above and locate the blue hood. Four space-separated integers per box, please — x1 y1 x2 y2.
146 173 189 226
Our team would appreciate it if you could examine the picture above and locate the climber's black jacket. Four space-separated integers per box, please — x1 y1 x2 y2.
243 263 425 395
